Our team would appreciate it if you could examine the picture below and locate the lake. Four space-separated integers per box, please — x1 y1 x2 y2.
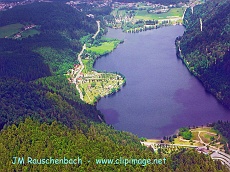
94 26 230 138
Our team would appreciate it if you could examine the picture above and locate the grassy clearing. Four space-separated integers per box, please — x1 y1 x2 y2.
199 132 217 143
116 10 127 17
173 137 203 147
0 23 24 38
21 29 40 38
146 139 162 143
135 8 184 20
82 59 93 73
87 41 120 55
191 127 216 133
191 131 199 141
173 138 189 145
166 8 184 17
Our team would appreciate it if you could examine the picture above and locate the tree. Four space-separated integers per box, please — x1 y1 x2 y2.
91 82 96 87
179 128 192 140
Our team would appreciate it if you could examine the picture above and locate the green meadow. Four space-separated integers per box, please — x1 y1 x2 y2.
82 59 93 73
135 8 184 20
21 29 40 38
0 23 24 38
111 9 127 17
0 23 40 39
87 41 120 55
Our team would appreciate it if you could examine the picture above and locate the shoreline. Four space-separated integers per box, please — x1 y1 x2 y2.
175 39 230 110
86 38 126 105
99 26 230 140
69 21 126 105
147 124 211 140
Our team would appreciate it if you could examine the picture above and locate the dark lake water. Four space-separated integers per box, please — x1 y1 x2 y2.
94 26 230 139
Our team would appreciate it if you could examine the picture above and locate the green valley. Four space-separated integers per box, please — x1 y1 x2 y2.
0 0 230 171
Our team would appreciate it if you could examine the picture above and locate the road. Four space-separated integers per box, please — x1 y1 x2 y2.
92 21 100 39
74 44 86 101
76 44 86 78
210 149 230 169
73 20 101 101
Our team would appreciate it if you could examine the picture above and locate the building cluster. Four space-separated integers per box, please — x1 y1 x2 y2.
196 147 211 155
13 24 37 39
112 2 173 10
66 0 112 11
0 0 51 11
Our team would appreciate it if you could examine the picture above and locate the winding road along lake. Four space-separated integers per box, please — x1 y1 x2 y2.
94 26 230 138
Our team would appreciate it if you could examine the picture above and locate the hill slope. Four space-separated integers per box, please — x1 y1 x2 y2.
0 2 229 171
176 0 230 108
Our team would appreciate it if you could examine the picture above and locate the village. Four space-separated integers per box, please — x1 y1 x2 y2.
66 0 112 11
0 0 52 11
68 62 125 104
12 24 37 39
106 0 204 32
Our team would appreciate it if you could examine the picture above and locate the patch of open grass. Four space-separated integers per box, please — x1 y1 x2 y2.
87 41 120 55
146 139 162 143
0 23 24 38
199 132 217 143
82 59 93 73
167 8 184 17
21 29 40 38
191 131 199 141
134 8 184 20
191 127 216 133
173 137 203 147
174 137 190 145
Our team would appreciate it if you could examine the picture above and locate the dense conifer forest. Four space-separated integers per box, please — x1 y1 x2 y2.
0 1 229 171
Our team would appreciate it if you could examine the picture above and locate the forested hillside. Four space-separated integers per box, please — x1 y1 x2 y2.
0 2 229 171
0 0 105 131
0 2 97 79
176 0 230 108
212 121 230 154
0 118 228 171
